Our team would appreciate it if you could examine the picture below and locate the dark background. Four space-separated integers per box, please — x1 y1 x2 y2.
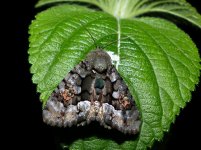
8 0 201 149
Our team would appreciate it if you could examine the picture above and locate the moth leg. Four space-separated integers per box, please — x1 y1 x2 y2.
90 88 97 103
97 91 103 105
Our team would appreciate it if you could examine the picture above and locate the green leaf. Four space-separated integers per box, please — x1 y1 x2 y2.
28 4 200 149
36 0 201 28
35 0 99 7
68 137 122 150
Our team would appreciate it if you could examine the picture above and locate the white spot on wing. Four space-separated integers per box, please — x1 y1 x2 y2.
107 51 120 69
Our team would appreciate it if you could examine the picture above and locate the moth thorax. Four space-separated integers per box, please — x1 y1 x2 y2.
86 49 112 73
93 58 108 73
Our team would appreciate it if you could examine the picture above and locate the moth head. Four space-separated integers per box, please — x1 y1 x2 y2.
86 49 112 73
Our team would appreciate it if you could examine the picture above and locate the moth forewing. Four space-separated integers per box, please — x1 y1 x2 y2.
43 49 141 135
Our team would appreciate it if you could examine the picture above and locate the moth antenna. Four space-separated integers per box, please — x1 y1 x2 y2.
80 21 130 50
80 21 98 48
102 36 129 50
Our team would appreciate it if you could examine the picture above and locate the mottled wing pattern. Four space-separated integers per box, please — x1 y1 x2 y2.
43 49 141 134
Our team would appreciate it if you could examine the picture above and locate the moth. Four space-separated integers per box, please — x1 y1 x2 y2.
43 49 141 135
